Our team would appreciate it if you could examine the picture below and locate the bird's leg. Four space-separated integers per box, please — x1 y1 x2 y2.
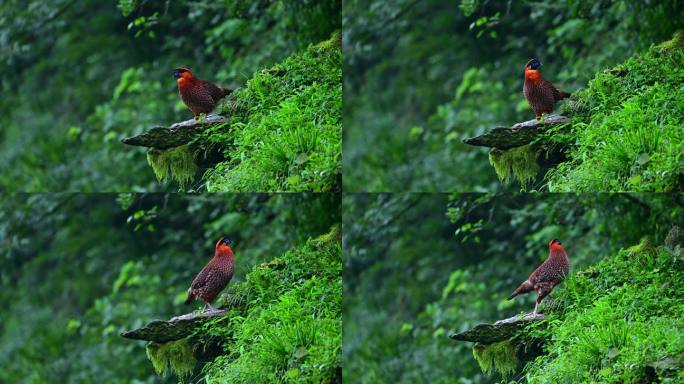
533 301 539 315
203 301 214 312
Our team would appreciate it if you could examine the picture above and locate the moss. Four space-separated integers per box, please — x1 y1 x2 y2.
146 145 198 189
656 29 684 51
145 338 196 380
472 340 518 378
488 145 540 188
625 237 657 257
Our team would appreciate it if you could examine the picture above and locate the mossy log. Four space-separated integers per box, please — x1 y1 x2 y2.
463 115 569 150
121 309 227 343
121 114 228 150
449 313 545 344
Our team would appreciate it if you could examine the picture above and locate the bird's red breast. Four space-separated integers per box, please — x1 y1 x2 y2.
524 68 542 83
215 242 235 259
177 70 196 92
549 241 564 252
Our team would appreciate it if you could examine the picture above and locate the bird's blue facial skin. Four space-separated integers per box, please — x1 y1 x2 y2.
173 70 181 79
222 238 233 246
530 59 541 69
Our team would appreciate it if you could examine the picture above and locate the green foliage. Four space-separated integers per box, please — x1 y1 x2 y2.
488 145 539 188
146 339 196 380
146 145 198 188
200 227 342 383
204 33 342 192
0 193 340 383
521 236 684 383
344 0 684 192
547 33 684 191
0 0 340 192
343 193 684 383
472 341 518 378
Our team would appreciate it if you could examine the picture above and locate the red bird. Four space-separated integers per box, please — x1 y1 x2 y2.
173 67 232 118
523 59 570 119
185 237 236 311
508 239 570 314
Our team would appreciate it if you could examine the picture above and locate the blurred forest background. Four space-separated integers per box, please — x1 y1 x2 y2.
343 0 684 192
0 193 340 383
0 0 340 192
343 193 684 383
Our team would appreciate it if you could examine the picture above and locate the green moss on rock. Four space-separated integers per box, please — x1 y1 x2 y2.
489 145 540 188
145 338 196 380
472 340 518 378
146 145 198 188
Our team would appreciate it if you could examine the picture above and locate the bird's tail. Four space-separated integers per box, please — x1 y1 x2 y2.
508 280 533 300
559 91 571 99
221 87 233 98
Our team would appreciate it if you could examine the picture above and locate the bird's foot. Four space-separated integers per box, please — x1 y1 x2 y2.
202 302 217 313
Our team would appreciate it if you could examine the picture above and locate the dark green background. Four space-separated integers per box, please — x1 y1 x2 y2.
343 193 684 383
0 193 340 383
343 0 684 191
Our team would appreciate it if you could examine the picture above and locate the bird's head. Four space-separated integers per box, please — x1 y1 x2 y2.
549 238 563 250
173 67 193 80
215 237 234 255
526 58 542 70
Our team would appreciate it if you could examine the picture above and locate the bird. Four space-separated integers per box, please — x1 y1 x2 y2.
173 67 232 119
523 59 570 119
508 238 570 315
185 237 236 311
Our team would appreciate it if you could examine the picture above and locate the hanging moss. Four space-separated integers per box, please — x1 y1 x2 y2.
656 29 684 51
488 145 540 187
146 144 198 188
472 340 518 378
145 338 196 380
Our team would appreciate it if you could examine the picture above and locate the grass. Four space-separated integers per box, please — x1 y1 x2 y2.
518 236 684 383
195 227 342 383
544 32 684 191
202 32 342 192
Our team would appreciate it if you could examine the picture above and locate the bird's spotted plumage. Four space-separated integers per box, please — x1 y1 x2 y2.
523 59 570 119
173 67 231 118
508 239 570 314
185 237 235 311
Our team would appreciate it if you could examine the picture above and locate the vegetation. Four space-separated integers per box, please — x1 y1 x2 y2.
199 227 341 382
344 0 684 192
520 235 684 382
0 0 341 192
343 193 684 383
547 32 684 191
0 193 341 383
203 34 342 192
